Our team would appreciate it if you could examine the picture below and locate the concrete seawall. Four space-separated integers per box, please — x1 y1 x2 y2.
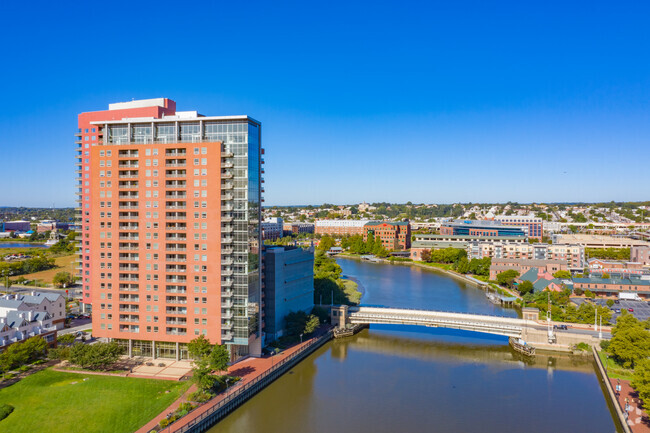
593 346 631 433
165 330 334 433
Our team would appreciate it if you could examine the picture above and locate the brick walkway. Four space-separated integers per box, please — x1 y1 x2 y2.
610 378 650 432
135 329 329 433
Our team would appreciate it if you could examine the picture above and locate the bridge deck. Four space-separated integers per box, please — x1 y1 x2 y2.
348 307 528 338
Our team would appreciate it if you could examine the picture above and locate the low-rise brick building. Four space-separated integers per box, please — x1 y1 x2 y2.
363 221 411 250
489 258 568 280
315 219 373 236
572 276 650 298
631 245 650 265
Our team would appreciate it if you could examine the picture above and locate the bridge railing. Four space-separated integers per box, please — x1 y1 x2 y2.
350 306 522 321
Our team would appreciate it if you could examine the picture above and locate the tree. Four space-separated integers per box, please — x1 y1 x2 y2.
518 280 534 295
601 272 610 279
188 335 212 360
456 257 470 274
632 359 650 404
552 270 572 279
284 311 320 338
420 249 431 263
208 344 230 373
609 311 650 369
304 314 320 334
317 235 335 252
68 341 125 370
57 334 77 346
496 270 520 288
53 271 74 288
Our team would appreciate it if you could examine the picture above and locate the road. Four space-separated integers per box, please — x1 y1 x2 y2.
0 283 82 299
59 318 92 336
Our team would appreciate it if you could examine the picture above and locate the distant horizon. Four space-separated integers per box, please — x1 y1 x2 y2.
1 199 649 210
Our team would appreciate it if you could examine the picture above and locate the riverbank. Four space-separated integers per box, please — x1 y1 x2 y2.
338 253 518 301
593 346 634 432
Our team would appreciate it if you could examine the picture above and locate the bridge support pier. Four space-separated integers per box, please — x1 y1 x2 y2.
331 305 349 329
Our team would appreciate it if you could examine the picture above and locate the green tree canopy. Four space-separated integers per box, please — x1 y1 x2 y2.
53 271 75 288
518 280 534 295
609 311 650 369
496 270 520 288
552 270 572 279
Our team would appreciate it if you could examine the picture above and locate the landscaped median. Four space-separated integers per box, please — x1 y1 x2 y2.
0 368 190 433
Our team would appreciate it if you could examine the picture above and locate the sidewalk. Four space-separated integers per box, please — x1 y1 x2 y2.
135 329 330 433
610 378 650 432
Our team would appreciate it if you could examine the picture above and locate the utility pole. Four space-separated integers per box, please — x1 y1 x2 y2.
546 292 554 342
599 315 603 339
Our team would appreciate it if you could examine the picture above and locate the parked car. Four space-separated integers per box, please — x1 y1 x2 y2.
553 324 568 330
628 308 634 312
614 309 621 313
614 300 620 304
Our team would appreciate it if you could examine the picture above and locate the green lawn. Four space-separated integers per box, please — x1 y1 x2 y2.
599 351 634 381
415 261 454 271
0 368 190 433
341 279 362 304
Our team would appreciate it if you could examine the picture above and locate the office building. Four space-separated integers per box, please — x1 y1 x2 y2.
283 222 315 236
2 221 31 232
440 220 527 238
363 221 411 250
76 98 263 360
494 215 544 240
261 217 283 240
263 246 314 341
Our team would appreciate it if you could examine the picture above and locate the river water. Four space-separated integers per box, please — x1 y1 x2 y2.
211 258 621 433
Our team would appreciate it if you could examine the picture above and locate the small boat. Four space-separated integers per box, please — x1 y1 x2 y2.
509 337 535 357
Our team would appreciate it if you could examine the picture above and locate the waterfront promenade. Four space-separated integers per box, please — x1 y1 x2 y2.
136 328 332 433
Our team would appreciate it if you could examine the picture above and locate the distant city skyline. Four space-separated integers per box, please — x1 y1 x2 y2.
1 1 649 206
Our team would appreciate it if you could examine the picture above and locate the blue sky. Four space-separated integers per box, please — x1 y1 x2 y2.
0 1 649 207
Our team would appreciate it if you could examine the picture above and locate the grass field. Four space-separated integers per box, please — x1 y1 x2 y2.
0 368 190 433
599 351 635 381
341 279 362 304
19 254 76 285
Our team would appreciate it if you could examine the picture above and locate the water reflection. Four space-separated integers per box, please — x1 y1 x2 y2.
211 259 621 433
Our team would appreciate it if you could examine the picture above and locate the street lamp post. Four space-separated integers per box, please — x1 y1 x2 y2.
300 333 304 344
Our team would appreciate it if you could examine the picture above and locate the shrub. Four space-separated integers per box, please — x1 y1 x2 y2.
600 340 611 351
159 418 170 428
0 403 14 421
573 288 584 296
606 299 615 307
576 342 590 351
178 402 195 412
188 390 213 403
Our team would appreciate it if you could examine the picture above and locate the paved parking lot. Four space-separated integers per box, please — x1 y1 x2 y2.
573 298 650 322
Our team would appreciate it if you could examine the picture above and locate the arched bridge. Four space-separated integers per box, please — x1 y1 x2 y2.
347 306 526 338
330 305 604 350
